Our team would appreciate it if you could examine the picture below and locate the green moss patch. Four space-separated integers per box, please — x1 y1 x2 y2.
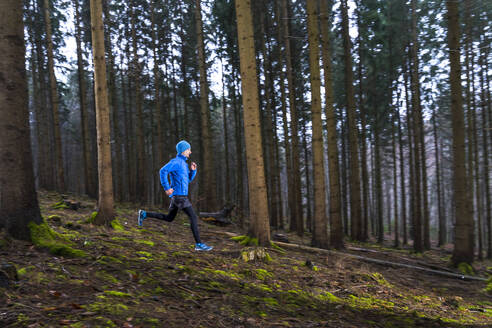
104 290 131 297
85 302 129 316
28 221 86 258
255 269 273 280
52 201 69 210
136 251 153 258
84 211 98 224
110 219 125 231
484 276 492 294
95 271 119 284
135 239 155 247
231 235 259 246
458 262 474 276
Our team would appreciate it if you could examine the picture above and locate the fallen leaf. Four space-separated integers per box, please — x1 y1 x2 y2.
70 303 83 309
49 291 61 298
42 307 58 311
123 323 133 328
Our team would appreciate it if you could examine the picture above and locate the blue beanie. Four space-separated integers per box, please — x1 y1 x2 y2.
176 140 191 154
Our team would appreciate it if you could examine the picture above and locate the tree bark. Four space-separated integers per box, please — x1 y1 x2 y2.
392 110 399 248
447 0 474 265
73 0 96 199
409 1 423 252
195 0 218 212
356 2 370 241
0 0 43 240
259 10 278 228
276 0 291 231
397 108 408 245
130 1 145 204
151 0 164 205
43 0 65 191
341 121 349 235
103 0 122 203
282 0 303 236
433 107 445 247
306 0 328 249
341 0 362 241
235 0 270 246
90 0 115 225
470 51 483 260
320 0 343 249
479 31 491 259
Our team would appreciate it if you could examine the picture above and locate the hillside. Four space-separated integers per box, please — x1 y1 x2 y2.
0 191 491 327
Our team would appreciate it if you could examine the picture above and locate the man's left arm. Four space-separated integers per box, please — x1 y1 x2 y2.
189 162 197 181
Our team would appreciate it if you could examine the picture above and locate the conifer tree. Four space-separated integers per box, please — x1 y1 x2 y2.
90 0 115 225
235 0 270 246
0 0 42 240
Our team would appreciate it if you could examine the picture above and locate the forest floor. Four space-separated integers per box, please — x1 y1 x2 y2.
0 190 491 328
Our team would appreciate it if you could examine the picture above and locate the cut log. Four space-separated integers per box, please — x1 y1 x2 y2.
212 230 487 282
199 205 235 226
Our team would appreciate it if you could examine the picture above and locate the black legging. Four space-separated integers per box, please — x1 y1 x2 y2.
146 206 202 244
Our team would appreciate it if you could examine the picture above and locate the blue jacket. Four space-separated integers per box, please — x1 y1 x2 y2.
160 154 197 197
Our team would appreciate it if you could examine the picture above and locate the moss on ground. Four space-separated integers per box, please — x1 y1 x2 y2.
457 262 474 276
52 201 69 210
104 290 131 297
28 221 86 258
135 239 155 246
110 219 125 231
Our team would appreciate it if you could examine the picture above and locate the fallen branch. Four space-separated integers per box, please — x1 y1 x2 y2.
347 246 457 273
213 231 487 282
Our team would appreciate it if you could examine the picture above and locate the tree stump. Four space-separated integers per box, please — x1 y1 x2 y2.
199 205 235 226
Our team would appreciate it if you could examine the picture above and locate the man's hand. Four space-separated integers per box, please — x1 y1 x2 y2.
165 188 174 196
190 162 197 170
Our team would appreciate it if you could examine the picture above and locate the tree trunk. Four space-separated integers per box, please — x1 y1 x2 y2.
320 0 343 249
276 0 291 231
235 0 270 246
447 0 473 265
231 66 244 227
341 120 349 236
433 108 445 246
73 0 96 199
103 0 122 203
341 0 362 241
404 60 414 244
374 124 384 243
90 0 115 225
397 108 408 245
130 1 145 204
302 121 313 233
220 56 231 204
392 110 399 248
409 1 423 252
0 0 43 240
43 0 65 191
282 0 303 236
470 51 483 260
306 0 328 249
266 15 282 230
479 31 491 259
356 2 369 241
195 0 218 212
259 10 277 228
151 0 164 204
420 110 430 250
